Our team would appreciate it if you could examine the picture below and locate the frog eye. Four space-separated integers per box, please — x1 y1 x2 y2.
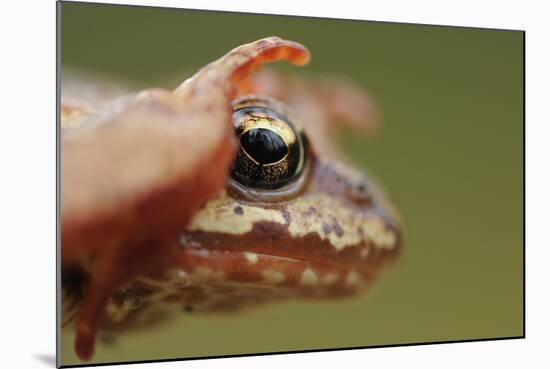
230 97 305 190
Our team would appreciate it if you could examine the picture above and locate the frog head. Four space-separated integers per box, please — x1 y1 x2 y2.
127 87 402 314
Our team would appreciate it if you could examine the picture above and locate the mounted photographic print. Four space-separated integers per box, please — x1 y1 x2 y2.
58 1 524 367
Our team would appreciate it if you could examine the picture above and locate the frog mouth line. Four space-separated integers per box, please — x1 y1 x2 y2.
173 246 377 293
175 218 400 286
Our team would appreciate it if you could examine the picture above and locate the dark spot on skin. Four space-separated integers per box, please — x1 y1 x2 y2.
333 222 344 237
183 305 194 314
305 206 318 217
233 205 244 215
254 221 286 241
357 227 364 237
322 223 332 235
281 209 291 225
348 181 371 204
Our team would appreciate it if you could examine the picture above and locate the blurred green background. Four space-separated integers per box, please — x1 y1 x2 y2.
60 2 524 366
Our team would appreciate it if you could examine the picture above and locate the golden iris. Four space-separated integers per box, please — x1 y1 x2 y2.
230 97 305 190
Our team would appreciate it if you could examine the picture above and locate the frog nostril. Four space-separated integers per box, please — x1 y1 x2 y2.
233 205 244 215
349 182 372 204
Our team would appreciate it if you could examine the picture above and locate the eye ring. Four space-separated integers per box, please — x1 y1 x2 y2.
230 96 307 191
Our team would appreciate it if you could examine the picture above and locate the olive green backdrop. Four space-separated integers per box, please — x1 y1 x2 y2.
59 2 524 366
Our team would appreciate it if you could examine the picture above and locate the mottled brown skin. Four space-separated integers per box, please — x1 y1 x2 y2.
61 37 310 360
153 137 402 310
98 69 402 326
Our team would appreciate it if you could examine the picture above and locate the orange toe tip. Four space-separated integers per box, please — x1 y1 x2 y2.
75 330 96 361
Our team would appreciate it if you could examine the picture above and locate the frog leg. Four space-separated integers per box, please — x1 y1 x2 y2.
62 37 310 361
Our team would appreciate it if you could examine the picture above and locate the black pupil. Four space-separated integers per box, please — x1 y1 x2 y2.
240 128 288 165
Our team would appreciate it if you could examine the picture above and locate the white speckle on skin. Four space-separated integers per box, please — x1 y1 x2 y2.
345 270 362 287
170 269 190 287
300 268 319 286
244 252 258 264
321 272 339 285
179 234 201 248
377 231 397 250
262 270 285 284
362 219 397 250
360 247 370 258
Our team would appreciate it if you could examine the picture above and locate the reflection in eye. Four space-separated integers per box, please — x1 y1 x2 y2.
240 128 288 165
231 98 305 190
